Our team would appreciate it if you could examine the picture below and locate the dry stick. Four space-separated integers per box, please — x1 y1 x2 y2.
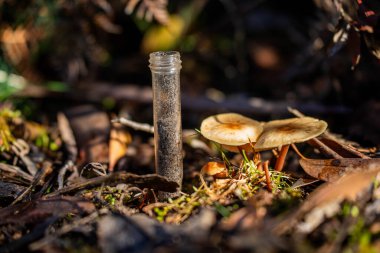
0 163 33 182
274 144 290 172
45 172 178 197
288 107 369 159
57 112 78 189
112 117 154 134
345 144 371 159
263 161 272 192
57 161 74 189
308 138 343 159
320 138 371 159
11 161 53 205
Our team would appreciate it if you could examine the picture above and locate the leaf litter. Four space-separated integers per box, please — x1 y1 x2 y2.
0 105 380 252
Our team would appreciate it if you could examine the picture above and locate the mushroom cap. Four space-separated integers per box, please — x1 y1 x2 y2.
200 113 263 146
254 117 327 151
201 161 228 178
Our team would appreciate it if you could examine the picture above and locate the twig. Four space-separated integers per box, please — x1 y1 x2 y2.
57 160 74 190
57 112 78 189
45 172 179 197
112 117 154 134
0 163 33 182
11 161 53 205
308 138 343 159
288 107 359 159
320 137 371 159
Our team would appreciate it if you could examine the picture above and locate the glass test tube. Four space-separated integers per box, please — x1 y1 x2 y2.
149 51 183 199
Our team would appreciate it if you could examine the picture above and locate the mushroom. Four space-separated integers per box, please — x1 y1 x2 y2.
200 113 263 153
201 161 229 179
254 117 327 172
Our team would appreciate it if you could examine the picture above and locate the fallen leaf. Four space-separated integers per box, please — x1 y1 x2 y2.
300 158 380 182
64 105 110 164
274 164 380 234
109 123 132 171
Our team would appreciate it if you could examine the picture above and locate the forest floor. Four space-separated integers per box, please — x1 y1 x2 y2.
1 84 380 253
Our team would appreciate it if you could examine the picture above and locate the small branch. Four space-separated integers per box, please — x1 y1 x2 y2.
11 161 53 205
57 160 74 190
308 138 343 159
0 163 33 182
45 172 179 197
57 113 78 189
112 117 154 134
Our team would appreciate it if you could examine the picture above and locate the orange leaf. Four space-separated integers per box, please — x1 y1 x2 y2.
109 124 132 171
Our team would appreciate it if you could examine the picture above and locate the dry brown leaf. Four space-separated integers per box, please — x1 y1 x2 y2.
108 123 132 171
300 158 380 182
274 164 380 234
1 27 29 65
64 105 110 164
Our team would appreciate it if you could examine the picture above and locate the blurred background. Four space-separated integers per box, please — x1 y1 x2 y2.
1 0 380 146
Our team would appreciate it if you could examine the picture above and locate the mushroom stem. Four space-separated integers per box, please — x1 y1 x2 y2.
274 144 290 172
263 161 272 192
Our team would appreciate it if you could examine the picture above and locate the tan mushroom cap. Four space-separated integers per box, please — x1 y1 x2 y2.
254 117 327 151
200 113 263 146
201 161 228 178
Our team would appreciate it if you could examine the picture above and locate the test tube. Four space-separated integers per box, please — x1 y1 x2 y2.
149 51 183 199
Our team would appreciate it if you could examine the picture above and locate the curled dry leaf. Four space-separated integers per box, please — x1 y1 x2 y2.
109 123 132 171
300 158 380 182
